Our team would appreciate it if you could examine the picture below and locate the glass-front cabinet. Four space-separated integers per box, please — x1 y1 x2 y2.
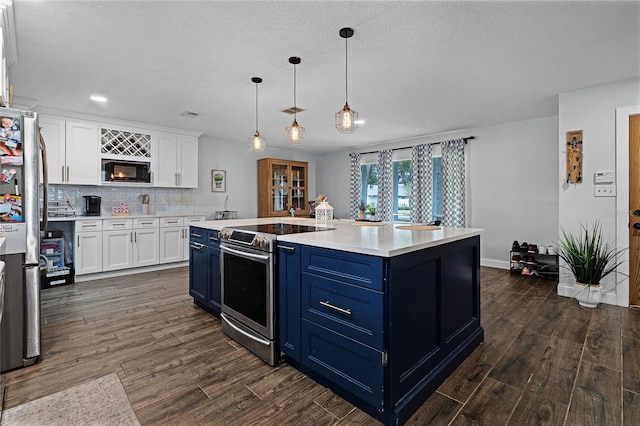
258 158 308 217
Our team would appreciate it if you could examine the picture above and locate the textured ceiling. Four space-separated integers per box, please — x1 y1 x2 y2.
8 1 640 153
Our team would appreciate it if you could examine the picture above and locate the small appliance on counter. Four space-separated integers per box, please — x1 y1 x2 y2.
83 195 101 216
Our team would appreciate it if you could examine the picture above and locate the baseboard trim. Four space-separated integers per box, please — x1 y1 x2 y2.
481 258 509 270
74 262 188 282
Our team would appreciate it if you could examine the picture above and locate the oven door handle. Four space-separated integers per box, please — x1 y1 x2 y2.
220 245 270 262
221 313 271 346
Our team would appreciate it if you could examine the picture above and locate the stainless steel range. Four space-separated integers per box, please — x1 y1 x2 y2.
219 223 333 365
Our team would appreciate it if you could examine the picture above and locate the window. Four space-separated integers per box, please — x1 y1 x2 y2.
361 157 443 222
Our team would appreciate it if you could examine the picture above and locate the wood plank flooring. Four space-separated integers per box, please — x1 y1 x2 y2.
1 267 639 425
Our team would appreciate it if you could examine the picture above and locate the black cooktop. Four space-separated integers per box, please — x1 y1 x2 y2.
227 223 335 235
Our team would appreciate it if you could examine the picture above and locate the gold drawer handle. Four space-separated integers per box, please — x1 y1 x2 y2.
320 301 352 316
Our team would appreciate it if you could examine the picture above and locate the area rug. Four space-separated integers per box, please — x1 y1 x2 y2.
1 373 140 426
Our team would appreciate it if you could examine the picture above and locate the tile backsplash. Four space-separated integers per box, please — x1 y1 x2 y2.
48 185 194 216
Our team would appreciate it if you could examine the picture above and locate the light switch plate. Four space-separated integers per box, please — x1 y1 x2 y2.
594 184 616 197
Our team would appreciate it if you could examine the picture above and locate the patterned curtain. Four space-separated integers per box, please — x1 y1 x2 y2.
442 138 466 227
377 149 393 222
410 144 433 223
349 153 362 219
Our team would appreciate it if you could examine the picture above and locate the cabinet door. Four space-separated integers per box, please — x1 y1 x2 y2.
65 120 99 185
102 230 133 271
207 243 221 314
155 134 178 187
278 243 301 361
133 229 159 267
160 227 184 264
39 116 66 184
178 136 198 188
189 242 209 304
75 231 103 275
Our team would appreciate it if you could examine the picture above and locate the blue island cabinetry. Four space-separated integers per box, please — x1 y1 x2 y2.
188 226 221 316
278 235 483 426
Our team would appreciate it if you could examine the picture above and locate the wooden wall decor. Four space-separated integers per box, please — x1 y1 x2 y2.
566 130 583 183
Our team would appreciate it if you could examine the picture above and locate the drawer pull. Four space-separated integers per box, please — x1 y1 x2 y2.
191 233 202 238
210 236 219 242
320 301 352 316
277 245 295 251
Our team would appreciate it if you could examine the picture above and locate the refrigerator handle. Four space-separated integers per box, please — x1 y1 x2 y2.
61 166 64 181
39 131 49 234
67 166 70 182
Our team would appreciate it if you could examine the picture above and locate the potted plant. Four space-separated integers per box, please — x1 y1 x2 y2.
557 221 626 308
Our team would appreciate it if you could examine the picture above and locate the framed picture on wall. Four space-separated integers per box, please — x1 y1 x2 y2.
211 170 226 192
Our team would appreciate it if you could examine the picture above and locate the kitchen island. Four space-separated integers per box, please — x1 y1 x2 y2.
191 218 483 425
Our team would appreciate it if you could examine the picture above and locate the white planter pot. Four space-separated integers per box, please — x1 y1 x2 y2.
574 282 602 308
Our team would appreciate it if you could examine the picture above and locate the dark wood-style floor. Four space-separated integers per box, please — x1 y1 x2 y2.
1 267 639 425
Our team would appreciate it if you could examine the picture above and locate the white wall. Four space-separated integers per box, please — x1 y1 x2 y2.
316 116 559 267
557 77 640 305
194 136 318 218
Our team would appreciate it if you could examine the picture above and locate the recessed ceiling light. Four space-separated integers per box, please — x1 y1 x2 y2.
90 95 107 103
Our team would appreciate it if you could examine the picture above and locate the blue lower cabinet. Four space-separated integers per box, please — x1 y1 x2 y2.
189 240 209 304
188 228 221 316
302 319 384 410
302 272 384 350
278 243 301 361
278 237 483 426
207 232 221 314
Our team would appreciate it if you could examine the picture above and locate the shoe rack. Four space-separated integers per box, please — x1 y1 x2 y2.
509 243 559 278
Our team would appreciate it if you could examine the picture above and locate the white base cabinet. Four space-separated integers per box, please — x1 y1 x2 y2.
133 219 160 267
75 215 200 276
75 220 103 275
159 215 205 264
102 218 159 272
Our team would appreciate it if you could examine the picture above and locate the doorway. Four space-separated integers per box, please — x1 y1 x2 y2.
630 114 640 306
616 105 640 307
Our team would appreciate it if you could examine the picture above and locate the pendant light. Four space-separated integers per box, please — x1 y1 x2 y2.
285 56 305 145
335 27 358 133
248 77 266 152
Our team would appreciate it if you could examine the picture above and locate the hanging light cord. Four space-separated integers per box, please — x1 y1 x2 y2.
344 36 349 105
293 63 298 122
255 82 259 133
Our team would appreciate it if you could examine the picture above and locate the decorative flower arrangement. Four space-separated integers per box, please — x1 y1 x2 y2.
315 194 327 204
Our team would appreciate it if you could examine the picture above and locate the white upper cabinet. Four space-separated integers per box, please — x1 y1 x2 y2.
39 116 99 185
154 134 198 188
39 116 66 184
65 120 100 185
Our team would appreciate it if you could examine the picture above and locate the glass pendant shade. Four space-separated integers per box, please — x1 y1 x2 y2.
285 120 305 145
248 131 266 152
335 103 358 133
249 77 266 152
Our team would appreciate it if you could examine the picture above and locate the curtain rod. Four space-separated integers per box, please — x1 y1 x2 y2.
352 136 475 156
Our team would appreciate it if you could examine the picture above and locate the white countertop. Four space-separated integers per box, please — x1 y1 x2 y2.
193 217 484 257
47 213 206 222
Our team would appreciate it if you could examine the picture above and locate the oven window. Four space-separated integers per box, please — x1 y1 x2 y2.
223 254 267 327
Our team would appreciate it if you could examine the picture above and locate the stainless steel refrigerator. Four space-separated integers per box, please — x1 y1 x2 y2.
0 107 47 372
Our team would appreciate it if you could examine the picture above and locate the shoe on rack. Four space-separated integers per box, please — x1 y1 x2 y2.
511 254 521 262
512 240 520 251
538 246 548 255
522 267 531 276
520 241 529 250
527 244 538 253
526 256 538 265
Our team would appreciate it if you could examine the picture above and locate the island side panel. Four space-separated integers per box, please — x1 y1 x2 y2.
387 235 483 416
